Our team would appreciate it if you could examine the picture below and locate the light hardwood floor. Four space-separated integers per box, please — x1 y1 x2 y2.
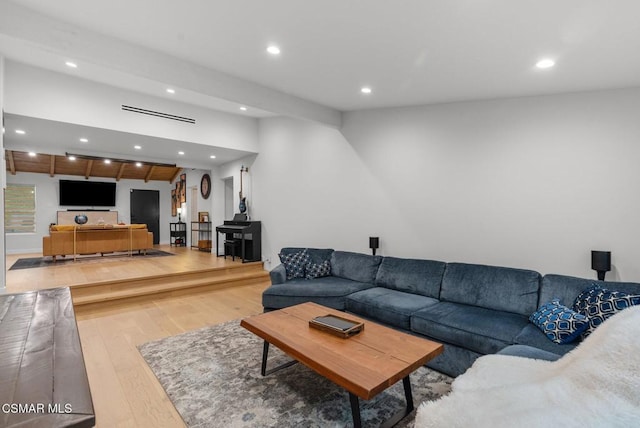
6 244 246 293
5 246 270 428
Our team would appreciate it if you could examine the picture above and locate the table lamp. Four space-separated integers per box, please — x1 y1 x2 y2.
369 237 379 256
591 250 611 281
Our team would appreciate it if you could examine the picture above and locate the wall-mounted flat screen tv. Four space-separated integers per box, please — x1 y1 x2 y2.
59 180 117 207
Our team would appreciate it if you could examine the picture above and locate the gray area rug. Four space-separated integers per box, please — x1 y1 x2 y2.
9 249 174 270
138 320 452 427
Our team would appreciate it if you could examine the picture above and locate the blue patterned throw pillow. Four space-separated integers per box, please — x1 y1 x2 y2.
574 286 640 338
305 260 331 280
573 284 602 315
529 299 589 344
278 250 310 280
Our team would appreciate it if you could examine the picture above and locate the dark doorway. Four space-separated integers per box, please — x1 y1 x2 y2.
130 189 160 245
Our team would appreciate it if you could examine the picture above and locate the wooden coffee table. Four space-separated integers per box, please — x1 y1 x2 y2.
241 302 443 427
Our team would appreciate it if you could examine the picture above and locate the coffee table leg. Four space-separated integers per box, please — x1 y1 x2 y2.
351 375 414 428
260 340 298 376
349 393 362 428
261 341 270 376
403 375 414 414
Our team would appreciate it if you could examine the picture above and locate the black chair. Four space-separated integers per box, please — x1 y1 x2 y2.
224 239 241 261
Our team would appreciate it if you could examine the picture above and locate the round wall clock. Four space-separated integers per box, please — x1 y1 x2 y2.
200 173 211 199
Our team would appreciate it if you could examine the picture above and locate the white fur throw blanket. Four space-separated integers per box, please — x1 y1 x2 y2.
414 306 640 427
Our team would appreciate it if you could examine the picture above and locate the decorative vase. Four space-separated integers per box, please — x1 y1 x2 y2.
74 214 88 225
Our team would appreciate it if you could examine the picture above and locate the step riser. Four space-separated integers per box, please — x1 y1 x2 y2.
71 262 265 291
70 270 268 299
72 275 269 306
73 279 271 314
70 263 269 307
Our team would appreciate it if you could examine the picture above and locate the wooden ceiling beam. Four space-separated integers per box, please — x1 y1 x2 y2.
49 155 56 177
169 167 182 183
116 163 126 181
85 160 94 179
7 150 16 175
144 165 156 183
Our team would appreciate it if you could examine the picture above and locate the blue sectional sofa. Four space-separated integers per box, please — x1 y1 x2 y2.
263 248 640 377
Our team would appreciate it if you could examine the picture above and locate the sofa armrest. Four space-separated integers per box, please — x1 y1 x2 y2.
270 264 287 284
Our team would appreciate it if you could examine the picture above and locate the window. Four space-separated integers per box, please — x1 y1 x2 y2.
5 184 36 233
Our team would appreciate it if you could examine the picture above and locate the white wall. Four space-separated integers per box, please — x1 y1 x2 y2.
4 62 259 157
253 88 640 281
6 172 172 253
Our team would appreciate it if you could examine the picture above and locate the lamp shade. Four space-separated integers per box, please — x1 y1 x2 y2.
591 250 611 272
369 237 379 250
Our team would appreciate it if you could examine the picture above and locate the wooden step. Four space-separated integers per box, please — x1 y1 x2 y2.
70 261 270 307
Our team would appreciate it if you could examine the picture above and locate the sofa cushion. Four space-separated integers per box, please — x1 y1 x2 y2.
330 251 382 283
529 299 588 344
305 260 331 279
573 284 601 313
497 345 561 362
411 302 529 355
346 287 439 330
278 250 309 280
374 257 446 298
539 274 640 308
426 342 483 378
262 276 374 311
513 324 578 356
440 263 540 316
279 247 334 265
573 286 640 338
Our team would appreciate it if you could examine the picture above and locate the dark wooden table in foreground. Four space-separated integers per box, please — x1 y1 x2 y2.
0 287 95 428
241 302 443 427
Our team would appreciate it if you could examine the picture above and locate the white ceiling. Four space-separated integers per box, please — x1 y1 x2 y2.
2 114 255 169
8 0 640 110
2 1 640 167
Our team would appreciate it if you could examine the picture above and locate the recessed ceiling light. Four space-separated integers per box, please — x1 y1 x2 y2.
134 145 142 150
361 87 372 94
536 59 555 69
68 156 76 161
135 162 142 167
239 106 247 111
267 45 281 55
28 152 36 157
65 61 78 68
166 88 175 94
104 159 111 164
15 129 26 135
210 155 216 159
79 138 88 143
178 151 185 155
